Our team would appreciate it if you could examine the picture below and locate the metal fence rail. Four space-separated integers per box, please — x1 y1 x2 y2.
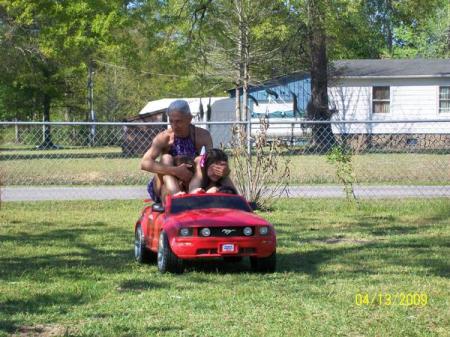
1 120 449 201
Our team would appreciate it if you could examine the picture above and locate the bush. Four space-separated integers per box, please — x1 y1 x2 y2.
230 120 291 210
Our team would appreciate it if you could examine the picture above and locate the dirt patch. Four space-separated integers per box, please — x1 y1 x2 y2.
11 324 68 337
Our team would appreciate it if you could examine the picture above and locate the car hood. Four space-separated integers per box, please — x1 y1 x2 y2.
167 208 270 227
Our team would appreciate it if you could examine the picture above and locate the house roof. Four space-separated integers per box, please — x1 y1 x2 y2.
333 59 450 78
124 110 165 122
229 60 450 94
139 97 229 116
227 71 310 95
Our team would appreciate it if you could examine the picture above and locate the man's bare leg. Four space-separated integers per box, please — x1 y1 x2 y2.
160 154 181 199
151 154 181 204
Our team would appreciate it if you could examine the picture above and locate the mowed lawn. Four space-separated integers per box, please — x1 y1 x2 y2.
1 148 449 185
0 199 449 337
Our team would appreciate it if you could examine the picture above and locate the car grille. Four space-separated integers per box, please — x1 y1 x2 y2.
200 226 254 237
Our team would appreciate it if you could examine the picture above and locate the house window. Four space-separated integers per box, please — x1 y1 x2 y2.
372 86 390 113
439 86 450 113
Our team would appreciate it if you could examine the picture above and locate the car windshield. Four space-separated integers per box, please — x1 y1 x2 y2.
170 195 251 214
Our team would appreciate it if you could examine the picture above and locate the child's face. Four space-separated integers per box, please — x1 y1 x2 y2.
207 160 227 182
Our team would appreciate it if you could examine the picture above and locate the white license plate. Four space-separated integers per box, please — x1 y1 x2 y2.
222 244 235 252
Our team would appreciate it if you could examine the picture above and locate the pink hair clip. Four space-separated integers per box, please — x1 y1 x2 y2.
200 146 207 168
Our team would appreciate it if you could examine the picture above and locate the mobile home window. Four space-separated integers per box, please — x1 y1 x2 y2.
439 86 450 113
372 86 390 113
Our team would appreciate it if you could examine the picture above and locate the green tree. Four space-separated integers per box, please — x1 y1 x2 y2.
0 0 129 146
361 0 448 58
183 0 304 121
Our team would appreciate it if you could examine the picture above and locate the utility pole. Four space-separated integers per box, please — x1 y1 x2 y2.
87 61 96 146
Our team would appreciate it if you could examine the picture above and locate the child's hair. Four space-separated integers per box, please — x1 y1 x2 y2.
204 148 228 169
201 148 229 188
173 155 195 174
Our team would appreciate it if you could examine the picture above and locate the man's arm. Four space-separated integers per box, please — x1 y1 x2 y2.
141 134 175 176
196 127 213 151
141 133 193 182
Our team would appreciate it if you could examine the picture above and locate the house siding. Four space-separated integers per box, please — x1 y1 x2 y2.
329 77 450 135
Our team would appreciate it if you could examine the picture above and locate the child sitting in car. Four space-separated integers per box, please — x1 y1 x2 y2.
189 148 238 194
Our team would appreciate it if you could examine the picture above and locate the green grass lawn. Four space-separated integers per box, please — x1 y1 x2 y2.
1 149 449 185
1 199 449 337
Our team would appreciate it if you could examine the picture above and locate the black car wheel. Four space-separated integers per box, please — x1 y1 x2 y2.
157 230 183 273
250 252 276 273
134 224 156 263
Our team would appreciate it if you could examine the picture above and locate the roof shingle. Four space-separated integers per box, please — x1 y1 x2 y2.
332 59 450 78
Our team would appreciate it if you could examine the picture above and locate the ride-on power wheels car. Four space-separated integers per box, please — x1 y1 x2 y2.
134 193 276 273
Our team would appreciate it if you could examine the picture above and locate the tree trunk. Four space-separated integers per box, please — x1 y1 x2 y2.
37 93 56 149
236 0 245 122
235 84 241 121
307 0 334 152
385 0 393 55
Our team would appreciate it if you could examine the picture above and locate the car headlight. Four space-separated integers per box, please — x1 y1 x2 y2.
243 226 253 236
200 227 211 237
259 226 269 235
179 227 193 236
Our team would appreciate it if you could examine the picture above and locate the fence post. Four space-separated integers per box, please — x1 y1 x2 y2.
14 118 19 143
291 122 294 146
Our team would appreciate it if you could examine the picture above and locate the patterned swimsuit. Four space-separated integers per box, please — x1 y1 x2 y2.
147 127 197 202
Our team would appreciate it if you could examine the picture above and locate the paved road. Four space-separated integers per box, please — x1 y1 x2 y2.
2 185 449 201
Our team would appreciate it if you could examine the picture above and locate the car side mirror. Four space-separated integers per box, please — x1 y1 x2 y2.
248 201 257 211
152 203 165 213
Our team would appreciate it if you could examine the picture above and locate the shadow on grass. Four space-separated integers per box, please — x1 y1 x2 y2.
0 152 124 161
277 236 449 278
0 292 88 335
117 280 168 292
145 326 184 333
0 224 133 282
182 258 252 274
0 223 137 335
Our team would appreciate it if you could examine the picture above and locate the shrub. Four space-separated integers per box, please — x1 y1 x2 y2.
230 120 291 209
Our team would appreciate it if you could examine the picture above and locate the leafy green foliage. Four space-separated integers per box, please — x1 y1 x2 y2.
327 144 356 202
0 0 449 122
0 0 129 121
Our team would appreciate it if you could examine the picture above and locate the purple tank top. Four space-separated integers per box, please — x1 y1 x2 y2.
147 127 197 202
168 128 197 158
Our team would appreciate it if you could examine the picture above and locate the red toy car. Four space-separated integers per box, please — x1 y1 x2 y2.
134 193 276 273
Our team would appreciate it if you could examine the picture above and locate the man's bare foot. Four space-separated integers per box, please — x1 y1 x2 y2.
191 188 205 194
206 186 219 193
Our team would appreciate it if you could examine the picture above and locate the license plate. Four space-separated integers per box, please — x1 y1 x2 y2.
221 244 235 252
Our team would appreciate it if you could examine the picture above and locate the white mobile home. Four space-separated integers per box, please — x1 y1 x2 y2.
139 97 235 147
329 59 450 149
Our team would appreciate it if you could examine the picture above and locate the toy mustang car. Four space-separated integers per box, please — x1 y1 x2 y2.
134 193 276 273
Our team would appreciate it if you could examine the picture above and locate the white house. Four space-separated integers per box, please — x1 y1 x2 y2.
329 59 450 142
134 59 450 151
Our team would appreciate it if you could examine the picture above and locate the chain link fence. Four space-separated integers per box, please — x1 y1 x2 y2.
1 120 449 201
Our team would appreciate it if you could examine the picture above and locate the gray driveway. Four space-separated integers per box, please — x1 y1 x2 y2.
2 185 449 201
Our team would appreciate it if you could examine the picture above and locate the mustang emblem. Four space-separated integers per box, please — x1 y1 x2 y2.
221 229 236 235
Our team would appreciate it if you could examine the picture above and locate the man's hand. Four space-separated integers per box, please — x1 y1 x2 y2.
173 163 194 183
210 163 230 178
